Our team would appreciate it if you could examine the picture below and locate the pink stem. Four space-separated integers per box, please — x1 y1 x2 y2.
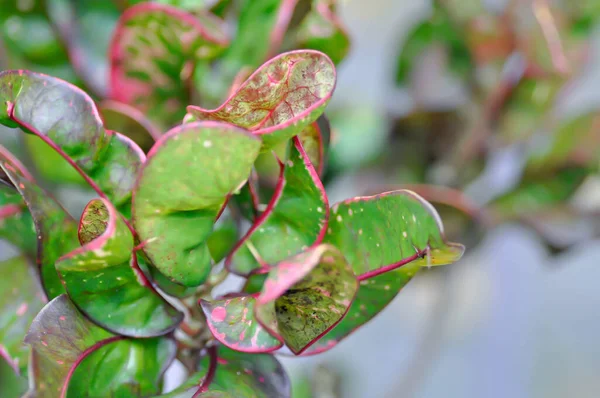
193 345 218 397
60 336 125 398
356 250 425 281
532 0 570 75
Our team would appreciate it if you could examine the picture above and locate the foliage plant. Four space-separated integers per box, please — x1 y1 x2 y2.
0 1 465 397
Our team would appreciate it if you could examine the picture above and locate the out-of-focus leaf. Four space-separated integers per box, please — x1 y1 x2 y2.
207 211 239 264
187 50 336 149
0 145 78 299
227 137 328 276
133 122 261 287
46 0 120 97
0 71 145 213
201 295 283 353
293 0 350 65
100 100 161 153
254 245 358 354
56 198 182 337
396 4 472 85
194 0 300 106
304 190 464 354
526 112 600 173
25 294 176 398
299 116 330 176
230 168 262 222
0 359 27 397
0 255 45 374
161 346 290 397
489 167 589 221
109 3 229 128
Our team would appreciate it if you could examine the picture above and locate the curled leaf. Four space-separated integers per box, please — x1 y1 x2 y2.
0 145 79 299
254 244 358 354
201 295 283 353
109 3 229 128
187 50 336 149
227 137 328 276
305 190 465 354
0 70 144 211
57 198 182 337
25 295 175 398
133 121 262 287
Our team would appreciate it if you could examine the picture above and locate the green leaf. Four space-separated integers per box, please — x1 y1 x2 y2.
187 50 336 149
294 0 350 65
25 295 176 397
57 198 182 337
0 70 145 212
0 255 45 374
254 245 358 354
201 295 282 353
100 100 161 153
227 137 328 276
133 122 262 287
230 168 262 222
0 145 79 299
304 190 465 354
396 4 472 85
299 116 330 176
0 185 36 255
161 346 290 397
194 0 300 106
109 3 229 128
207 211 239 264
0 359 27 397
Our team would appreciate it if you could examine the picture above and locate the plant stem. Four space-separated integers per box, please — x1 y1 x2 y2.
193 345 218 396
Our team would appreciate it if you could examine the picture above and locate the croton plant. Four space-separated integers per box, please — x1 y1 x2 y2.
0 1 466 397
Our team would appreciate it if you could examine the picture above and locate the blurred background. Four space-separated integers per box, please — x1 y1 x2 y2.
2 0 600 397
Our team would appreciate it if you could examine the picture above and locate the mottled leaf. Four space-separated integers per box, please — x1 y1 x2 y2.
161 346 290 397
304 190 465 354
0 255 45 374
25 295 175 398
109 3 229 128
187 50 336 149
57 198 182 337
133 122 262 287
0 70 145 212
299 115 330 176
227 137 328 276
100 100 161 153
0 145 79 299
295 0 350 65
201 295 282 353
254 245 358 354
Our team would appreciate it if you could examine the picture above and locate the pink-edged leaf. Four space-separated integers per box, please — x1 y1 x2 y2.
0 255 45 374
109 3 229 128
294 0 351 65
100 100 161 153
56 198 182 337
0 145 79 299
0 70 145 212
132 122 262 287
161 346 290 397
201 295 283 353
187 50 336 149
227 137 328 276
303 190 465 354
254 244 358 355
25 295 176 398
